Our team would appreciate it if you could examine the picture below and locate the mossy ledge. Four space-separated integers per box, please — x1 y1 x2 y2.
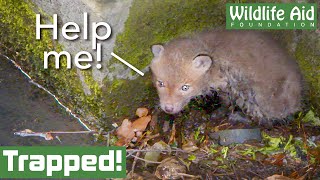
0 0 106 129
0 0 319 132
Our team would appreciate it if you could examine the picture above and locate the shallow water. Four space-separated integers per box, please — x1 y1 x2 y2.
0 56 95 146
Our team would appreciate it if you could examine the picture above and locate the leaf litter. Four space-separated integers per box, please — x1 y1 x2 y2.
13 107 320 179
118 108 320 179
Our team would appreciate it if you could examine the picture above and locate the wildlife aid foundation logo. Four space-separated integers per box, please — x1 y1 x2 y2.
0 146 126 178
226 3 317 29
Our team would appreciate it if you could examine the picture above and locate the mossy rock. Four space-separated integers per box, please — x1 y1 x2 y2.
0 0 104 128
294 31 320 113
1 0 319 132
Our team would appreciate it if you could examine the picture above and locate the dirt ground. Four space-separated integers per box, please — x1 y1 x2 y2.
1 55 319 179
116 99 320 179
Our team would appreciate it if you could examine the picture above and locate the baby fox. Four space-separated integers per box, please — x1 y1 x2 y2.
150 30 302 123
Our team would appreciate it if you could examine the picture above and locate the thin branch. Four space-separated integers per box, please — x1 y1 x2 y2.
177 173 200 178
128 154 162 164
130 133 160 176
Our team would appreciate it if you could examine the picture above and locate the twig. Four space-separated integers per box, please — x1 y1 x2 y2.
230 162 240 180
128 154 161 164
127 148 187 153
212 172 235 176
44 131 95 134
177 173 200 179
247 170 264 179
130 133 160 176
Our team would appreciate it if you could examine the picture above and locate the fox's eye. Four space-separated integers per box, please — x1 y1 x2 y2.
158 81 165 87
181 85 190 91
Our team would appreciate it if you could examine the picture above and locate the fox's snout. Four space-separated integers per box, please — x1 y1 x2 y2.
161 103 181 114
160 100 188 114
163 104 174 113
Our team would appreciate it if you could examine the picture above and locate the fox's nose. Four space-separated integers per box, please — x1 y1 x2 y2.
164 105 174 113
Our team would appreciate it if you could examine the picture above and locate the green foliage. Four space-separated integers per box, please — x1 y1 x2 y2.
238 132 309 161
302 110 320 126
221 146 229 158
188 154 197 161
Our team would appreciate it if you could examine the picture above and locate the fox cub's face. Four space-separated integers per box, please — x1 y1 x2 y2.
150 44 212 114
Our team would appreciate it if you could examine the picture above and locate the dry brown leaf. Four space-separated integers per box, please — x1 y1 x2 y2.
168 123 176 145
116 119 133 137
136 107 149 117
182 140 199 152
115 137 127 146
132 115 152 132
116 119 135 146
266 174 295 180
115 108 152 146
264 153 285 166
155 157 187 179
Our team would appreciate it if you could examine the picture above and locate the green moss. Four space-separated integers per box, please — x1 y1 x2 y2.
101 72 158 121
105 0 226 121
111 0 225 70
295 33 320 114
0 0 107 128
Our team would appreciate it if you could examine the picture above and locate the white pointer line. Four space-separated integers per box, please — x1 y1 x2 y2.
111 52 144 76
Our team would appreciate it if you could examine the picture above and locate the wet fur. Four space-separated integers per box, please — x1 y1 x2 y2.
150 30 303 123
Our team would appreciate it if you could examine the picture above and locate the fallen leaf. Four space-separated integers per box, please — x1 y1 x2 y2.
155 157 187 180
144 141 171 166
115 137 127 146
136 107 149 117
132 115 152 132
266 174 295 180
264 153 285 166
182 141 199 152
115 119 135 146
168 123 176 145
162 120 170 133
302 110 320 126
116 119 133 137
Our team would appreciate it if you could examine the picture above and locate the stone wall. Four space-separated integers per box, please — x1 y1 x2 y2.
0 0 319 131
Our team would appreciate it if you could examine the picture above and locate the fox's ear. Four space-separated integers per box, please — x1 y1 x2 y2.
151 44 164 57
192 55 212 72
